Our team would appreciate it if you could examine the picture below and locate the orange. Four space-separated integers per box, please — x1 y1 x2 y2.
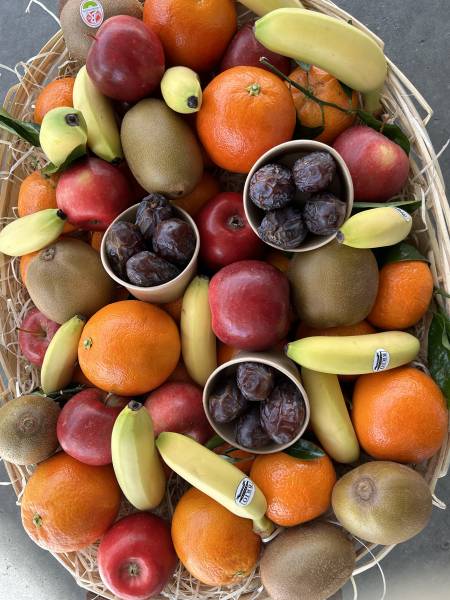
78 300 180 396
173 172 220 217
296 320 376 339
213 442 255 474
197 66 296 173
90 231 104 253
21 452 120 553
217 341 240 366
368 261 434 330
143 0 237 72
352 367 448 464
266 249 291 273
171 487 260 586
19 251 39 285
71 364 95 387
34 77 75 124
250 451 336 527
288 66 358 144
18 171 75 233
161 296 183 323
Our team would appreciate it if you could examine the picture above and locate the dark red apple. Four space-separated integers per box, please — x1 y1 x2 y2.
57 388 128 465
220 22 291 75
98 512 177 600
87 16 165 102
56 157 133 231
144 382 213 444
18 307 59 367
196 192 264 271
333 125 410 201
209 260 291 351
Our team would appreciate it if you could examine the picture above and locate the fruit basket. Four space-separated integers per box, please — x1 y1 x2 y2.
0 1 449 599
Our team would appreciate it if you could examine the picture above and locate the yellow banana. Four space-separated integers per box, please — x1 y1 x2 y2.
286 331 420 375
181 276 217 386
39 107 87 167
161 66 203 114
337 207 413 249
73 66 123 163
111 402 166 511
41 315 85 394
239 0 304 17
0 209 67 257
156 432 274 537
255 9 387 93
301 369 359 463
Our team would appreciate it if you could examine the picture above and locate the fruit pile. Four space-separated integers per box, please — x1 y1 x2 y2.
0 1 448 600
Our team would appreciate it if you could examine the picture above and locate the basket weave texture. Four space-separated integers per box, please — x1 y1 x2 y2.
0 1 449 598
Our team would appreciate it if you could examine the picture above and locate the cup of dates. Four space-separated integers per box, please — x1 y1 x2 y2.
203 351 310 454
101 196 200 303
243 140 354 253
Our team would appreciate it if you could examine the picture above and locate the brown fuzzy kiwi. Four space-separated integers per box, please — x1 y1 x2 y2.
26 238 114 324
332 461 433 545
260 521 356 600
61 0 143 62
0 396 60 465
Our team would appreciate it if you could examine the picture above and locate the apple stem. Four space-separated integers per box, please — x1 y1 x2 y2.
227 215 244 230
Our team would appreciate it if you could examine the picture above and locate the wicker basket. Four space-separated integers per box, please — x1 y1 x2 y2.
1 1 449 598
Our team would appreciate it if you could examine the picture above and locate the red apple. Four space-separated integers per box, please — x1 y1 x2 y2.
56 157 133 231
57 388 128 465
98 512 177 600
209 260 291 351
333 125 410 201
87 16 165 103
196 192 264 271
18 307 59 367
144 382 213 444
220 21 291 75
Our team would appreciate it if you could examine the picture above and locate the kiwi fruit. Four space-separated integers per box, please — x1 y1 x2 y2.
260 521 356 600
121 99 204 198
26 238 114 324
0 395 60 465
61 0 143 61
332 461 433 545
288 239 379 328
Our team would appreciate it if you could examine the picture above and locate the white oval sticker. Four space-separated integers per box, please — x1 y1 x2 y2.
394 207 412 222
235 477 256 507
373 348 390 372
80 0 104 29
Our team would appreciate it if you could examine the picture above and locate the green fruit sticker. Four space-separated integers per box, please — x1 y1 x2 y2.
80 0 104 28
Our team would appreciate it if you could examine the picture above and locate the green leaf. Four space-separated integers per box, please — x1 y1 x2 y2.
285 439 325 460
352 199 421 214
295 60 311 72
0 108 41 147
338 80 354 100
294 121 325 141
205 434 225 450
435 288 450 300
428 311 450 407
357 109 411 155
41 144 87 175
382 242 429 265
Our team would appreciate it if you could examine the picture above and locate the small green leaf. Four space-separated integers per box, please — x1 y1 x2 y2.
285 439 325 460
295 60 311 72
352 199 421 214
435 288 450 300
357 109 411 155
0 108 41 147
41 144 86 175
382 242 429 265
205 434 225 450
428 311 450 407
338 80 354 100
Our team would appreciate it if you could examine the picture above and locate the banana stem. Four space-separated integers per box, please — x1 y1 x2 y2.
253 515 276 539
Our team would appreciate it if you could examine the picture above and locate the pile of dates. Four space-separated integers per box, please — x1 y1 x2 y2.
105 194 196 287
208 361 306 450
249 151 347 250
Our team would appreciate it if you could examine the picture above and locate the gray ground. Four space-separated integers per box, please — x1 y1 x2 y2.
0 1 449 599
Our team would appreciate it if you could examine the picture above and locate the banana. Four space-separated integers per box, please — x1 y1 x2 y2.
0 208 67 257
301 369 359 463
255 9 387 93
39 107 88 167
111 402 166 511
161 66 203 114
286 331 420 375
239 0 304 16
337 207 413 249
181 276 217 387
41 315 85 394
73 66 123 163
156 432 274 537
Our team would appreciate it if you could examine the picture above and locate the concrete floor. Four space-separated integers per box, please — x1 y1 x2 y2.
0 1 449 599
